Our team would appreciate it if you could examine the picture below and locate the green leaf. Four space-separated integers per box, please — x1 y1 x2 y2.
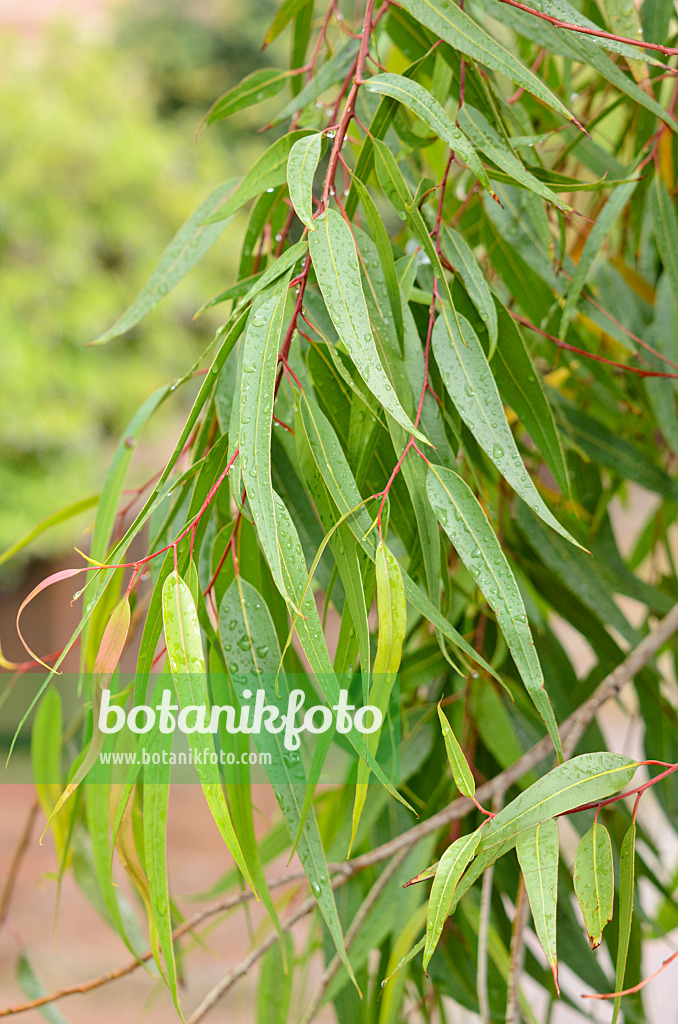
257 935 294 1024
573 821 614 950
31 689 68 862
273 39 360 125
491 307 569 496
16 953 72 1024
352 176 404 351
423 829 482 970
449 754 639 914
296 382 498 674
612 823 636 1024
287 132 323 231
0 495 98 569
200 69 295 131
43 596 131 830
272 492 412 810
309 209 428 444
142 730 178 1006
297 395 371 673
559 172 639 337
92 181 239 343
264 0 311 45
431 306 581 549
205 130 318 225
437 701 475 798
237 275 292 603
398 0 579 124
516 819 560 991
350 540 407 849
441 226 498 356
364 74 496 197
650 177 678 313
457 106 572 212
219 578 357 987
427 464 562 757
558 401 678 502
161 570 255 893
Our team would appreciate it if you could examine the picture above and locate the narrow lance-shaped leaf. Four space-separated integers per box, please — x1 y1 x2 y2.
31 690 69 863
264 0 311 46
161 570 256 894
431 307 582 550
456 106 572 212
297 389 501 676
205 130 319 224
364 74 496 198
309 208 428 445
423 829 482 970
573 821 614 950
219 578 358 989
446 754 639 915
272 491 413 809
200 68 295 132
398 0 580 125
92 181 239 344
559 171 639 338
427 464 562 759
441 226 498 356
41 595 131 832
516 819 560 993
650 176 678 313
491 305 569 496
257 935 294 1024
350 540 407 850
437 700 475 798
612 822 636 1024
238 275 292 604
143 727 179 1007
352 176 404 350
287 132 322 231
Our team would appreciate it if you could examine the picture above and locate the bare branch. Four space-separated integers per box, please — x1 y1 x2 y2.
0 799 39 929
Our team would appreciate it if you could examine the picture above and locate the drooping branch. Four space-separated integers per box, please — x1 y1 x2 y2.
4 604 677 1020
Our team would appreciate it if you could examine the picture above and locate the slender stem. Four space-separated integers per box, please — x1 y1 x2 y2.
496 0 678 56
0 800 39 928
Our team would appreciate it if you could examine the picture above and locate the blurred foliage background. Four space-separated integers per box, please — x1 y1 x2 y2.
0 0 280 569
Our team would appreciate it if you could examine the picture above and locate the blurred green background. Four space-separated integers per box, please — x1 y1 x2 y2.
0 0 281 573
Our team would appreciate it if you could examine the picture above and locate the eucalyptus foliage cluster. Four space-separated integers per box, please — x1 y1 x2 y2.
5 0 678 1021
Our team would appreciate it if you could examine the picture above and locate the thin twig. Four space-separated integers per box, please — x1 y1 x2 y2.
0 870 308 1018
0 800 39 928
477 791 504 1024
341 601 678 872
4 605 678 1019
298 848 411 1024
497 0 678 56
505 877 529 1024
186 895 319 1023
